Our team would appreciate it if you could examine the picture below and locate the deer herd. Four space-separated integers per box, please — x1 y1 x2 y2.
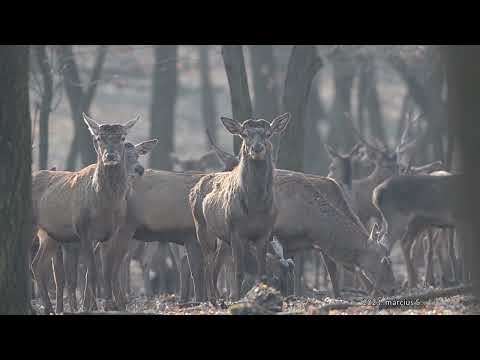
30 109 467 314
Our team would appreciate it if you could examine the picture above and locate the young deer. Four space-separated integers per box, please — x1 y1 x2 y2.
190 114 290 301
32 114 140 313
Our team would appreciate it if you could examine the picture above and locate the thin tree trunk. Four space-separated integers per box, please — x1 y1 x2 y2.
304 75 327 174
444 45 480 298
250 45 283 162
199 46 217 145
277 45 323 172
149 45 178 170
327 50 356 153
365 63 386 143
33 45 53 170
58 45 108 170
0 45 33 314
221 45 253 155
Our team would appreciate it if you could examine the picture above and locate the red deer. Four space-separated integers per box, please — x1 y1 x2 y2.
31 114 140 313
190 114 291 301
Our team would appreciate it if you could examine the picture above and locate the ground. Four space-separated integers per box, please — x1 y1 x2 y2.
31 283 480 315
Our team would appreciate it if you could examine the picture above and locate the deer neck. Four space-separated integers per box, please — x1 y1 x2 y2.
93 153 129 205
237 146 274 212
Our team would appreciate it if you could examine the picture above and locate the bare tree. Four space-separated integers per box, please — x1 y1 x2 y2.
58 45 108 170
327 48 356 152
149 45 178 170
0 45 33 314
222 45 253 155
250 45 283 157
277 45 323 172
199 46 217 145
443 45 480 297
31 46 55 170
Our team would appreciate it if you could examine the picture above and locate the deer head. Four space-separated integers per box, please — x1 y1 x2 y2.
124 139 158 179
220 113 290 161
83 113 140 167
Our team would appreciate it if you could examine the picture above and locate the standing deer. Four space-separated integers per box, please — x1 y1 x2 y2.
32 114 140 313
190 114 290 301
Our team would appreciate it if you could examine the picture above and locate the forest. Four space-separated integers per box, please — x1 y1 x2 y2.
1 45 480 315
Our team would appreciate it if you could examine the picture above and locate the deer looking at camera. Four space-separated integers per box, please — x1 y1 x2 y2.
32 114 140 313
190 113 290 301
197 132 396 300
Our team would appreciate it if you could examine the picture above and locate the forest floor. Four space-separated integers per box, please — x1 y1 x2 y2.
31 283 480 315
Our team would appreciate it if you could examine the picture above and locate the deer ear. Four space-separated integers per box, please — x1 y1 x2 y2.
83 113 100 136
123 115 141 133
270 113 291 135
135 139 158 155
221 117 243 136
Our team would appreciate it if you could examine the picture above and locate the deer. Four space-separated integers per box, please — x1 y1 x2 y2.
373 170 463 289
196 132 396 300
190 114 291 301
31 113 140 313
170 150 224 172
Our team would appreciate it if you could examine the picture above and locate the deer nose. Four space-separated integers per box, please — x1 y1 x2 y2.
135 164 144 176
106 153 116 162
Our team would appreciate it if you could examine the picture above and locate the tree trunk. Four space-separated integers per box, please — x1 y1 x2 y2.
0 45 33 314
59 45 108 170
199 46 217 145
364 62 386 143
277 45 323 172
149 45 178 170
444 45 480 298
221 45 253 155
250 45 282 161
33 45 53 170
304 75 327 174
327 50 356 152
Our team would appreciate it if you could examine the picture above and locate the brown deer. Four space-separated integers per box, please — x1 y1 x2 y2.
32 114 140 313
190 114 290 301
198 136 396 299
373 170 463 289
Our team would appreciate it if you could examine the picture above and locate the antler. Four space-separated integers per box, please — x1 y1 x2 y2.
344 112 384 153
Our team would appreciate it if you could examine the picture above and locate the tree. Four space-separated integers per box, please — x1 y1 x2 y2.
222 45 253 155
58 45 108 170
326 48 356 152
199 46 217 145
31 45 55 170
249 45 282 156
277 45 323 172
443 45 480 298
0 45 33 314
149 45 178 170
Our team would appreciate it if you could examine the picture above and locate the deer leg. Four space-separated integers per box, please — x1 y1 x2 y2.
400 221 424 288
81 242 98 312
255 234 269 284
63 243 79 312
179 254 192 302
213 240 230 299
320 251 340 299
31 230 56 315
293 251 305 296
447 229 458 284
230 232 246 301
424 229 436 287
52 245 65 314
184 235 207 303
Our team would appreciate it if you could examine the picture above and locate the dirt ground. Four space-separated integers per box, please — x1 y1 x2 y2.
31 283 480 315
